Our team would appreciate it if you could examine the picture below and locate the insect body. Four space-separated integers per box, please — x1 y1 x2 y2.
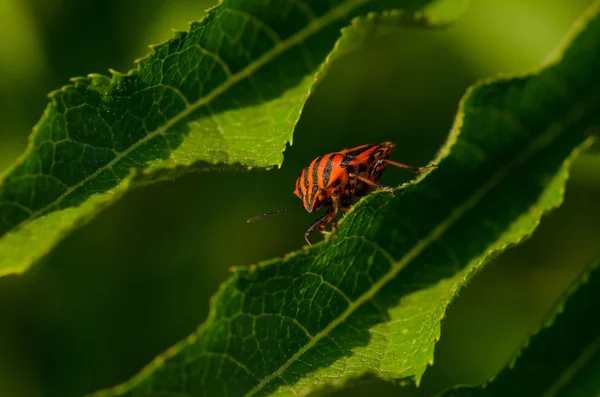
248 142 436 245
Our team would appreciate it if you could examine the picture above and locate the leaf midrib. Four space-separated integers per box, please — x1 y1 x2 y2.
6 0 372 234
244 94 597 396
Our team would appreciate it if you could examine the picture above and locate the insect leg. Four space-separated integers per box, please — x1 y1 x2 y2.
356 175 396 196
347 171 358 199
382 159 436 173
321 199 340 236
304 209 332 246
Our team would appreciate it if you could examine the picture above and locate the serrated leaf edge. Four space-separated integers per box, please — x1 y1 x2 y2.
6 0 376 226
86 2 600 392
0 0 394 277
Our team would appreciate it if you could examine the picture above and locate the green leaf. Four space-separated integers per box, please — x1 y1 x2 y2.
0 0 440 276
87 2 600 397
439 253 600 397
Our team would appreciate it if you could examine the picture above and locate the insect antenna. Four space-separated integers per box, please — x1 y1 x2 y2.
247 205 304 223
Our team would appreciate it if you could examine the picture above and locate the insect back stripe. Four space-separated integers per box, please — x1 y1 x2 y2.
308 156 324 207
321 153 338 187
301 160 313 208
300 165 309 201
341 144 378 167
346 144 378 157
295 174 304 201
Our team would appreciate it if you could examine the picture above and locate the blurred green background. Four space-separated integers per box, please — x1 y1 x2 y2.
1 0 599 396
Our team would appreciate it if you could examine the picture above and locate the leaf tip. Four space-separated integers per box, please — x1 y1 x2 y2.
107 68 124 78
171 29 187 40
186 333 198 345
229 265 246 274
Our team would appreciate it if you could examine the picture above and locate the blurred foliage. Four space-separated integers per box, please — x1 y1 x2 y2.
0 0 599 397
439 254 600 397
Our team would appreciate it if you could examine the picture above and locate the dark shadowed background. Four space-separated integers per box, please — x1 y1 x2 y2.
0 0 599 396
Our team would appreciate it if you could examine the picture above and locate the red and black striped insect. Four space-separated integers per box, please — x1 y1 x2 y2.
248 142 436 245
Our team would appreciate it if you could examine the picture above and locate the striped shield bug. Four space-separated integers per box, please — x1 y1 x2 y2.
247 142 436 245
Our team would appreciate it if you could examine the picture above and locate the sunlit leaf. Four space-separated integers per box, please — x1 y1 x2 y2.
0 0 440 276
87 2 600 397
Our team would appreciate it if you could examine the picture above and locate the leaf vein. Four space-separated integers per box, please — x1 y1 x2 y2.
304 271 353 305
200 351 261 381
14 0 371 232
191 43 233 77
243 84 598 397
221 7 282 44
